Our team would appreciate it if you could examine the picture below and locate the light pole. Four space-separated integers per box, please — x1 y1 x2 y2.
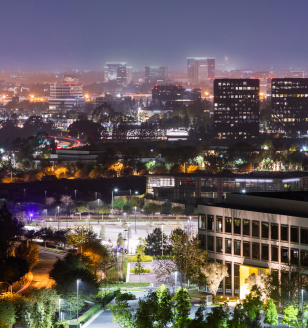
97 199 100 216
0 282 12 294
134 206 137 233
112 189 118 215
302 289 304 328
57 206 60 230
59 298 62 323
161 224 164 256
77 279 80 323
74 189 77 200
44 209 47 225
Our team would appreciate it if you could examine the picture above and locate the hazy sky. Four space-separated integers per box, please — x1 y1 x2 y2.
1 0 308 71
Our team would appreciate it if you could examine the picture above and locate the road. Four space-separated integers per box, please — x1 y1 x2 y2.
20 249 62 293
47 220 197 253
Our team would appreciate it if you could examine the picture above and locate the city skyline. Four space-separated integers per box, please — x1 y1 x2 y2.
0 0 308 71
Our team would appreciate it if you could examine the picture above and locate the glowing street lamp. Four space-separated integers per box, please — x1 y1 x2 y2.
112 189 118 215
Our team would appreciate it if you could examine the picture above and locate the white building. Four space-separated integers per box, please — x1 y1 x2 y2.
48 76 85 112
198 192 308 299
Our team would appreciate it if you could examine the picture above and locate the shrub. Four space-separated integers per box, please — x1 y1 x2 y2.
116 292 136 301
130 268 151 273
107 282 150 287
126 255 153 262
153 255 173 260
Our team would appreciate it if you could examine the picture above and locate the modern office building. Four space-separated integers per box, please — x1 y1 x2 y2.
145 67 168 84
104 62 129 84
198 191 308 299
271 78 308 133
213 79 260 139
187 57 215 85
146 172 308 201
48 76 85 112
126 67 133 84
152 85 201 102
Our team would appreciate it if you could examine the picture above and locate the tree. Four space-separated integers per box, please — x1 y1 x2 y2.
172 229 208 287
242 285 263 328
109 292 134 328
170 206 183 220
66 226 97 253
45 197 55 208
134 291 158 328
0 298 16 327
246 273 272 301
204 304 230 328
74 169 87 179
0 204 24 258
134 253 146 282
89 168 102 179
117 233 124 247
49 253 98 312
201 262 229 297
153 259 177 288
227 303 247 328
145 228 169 256
173 287 191 328
143 203 161 222
15 241 39 271
281 305 298 327
136 237 146 255
156 284 173 328
0 257 29 286
82 239 110 274
113 197 125 211
100 224 105 240
264 299 278 326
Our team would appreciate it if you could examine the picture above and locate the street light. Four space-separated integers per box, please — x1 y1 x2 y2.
77 279 80 323
112 189 118 215
0 282 12 294
44 209 47 225
97 199 100 216
59 298 62 323
134 206 137 233
57 206 60 230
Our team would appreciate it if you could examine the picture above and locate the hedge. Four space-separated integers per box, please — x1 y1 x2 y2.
126 255 153 262
107 282 150 287
75 290 118 324
153 255 173 260
130 268 151 273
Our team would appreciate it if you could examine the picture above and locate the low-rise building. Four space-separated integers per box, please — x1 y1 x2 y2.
198 191 308 298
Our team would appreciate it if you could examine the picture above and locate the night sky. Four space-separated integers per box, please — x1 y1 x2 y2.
1 0 308 71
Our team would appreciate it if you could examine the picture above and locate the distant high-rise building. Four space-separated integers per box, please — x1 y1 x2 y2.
145 66 168 84
213 79 259 139
187 57 215 85
48 75 85 112
126 66 133 84
104 62 130 85
271 78 308 133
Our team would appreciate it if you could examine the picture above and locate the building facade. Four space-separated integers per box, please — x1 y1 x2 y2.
198 192 308 299
49 76 85 112
145 67 168 84
104 62 129 85
187 57 215 85
146 173 308 201
213 79 260 139
152 85 201 102
271 78 308 133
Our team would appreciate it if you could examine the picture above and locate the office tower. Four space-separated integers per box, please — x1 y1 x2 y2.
126 66 132 84
152 85 201 102
213 79 259 139
49 75 85 112
104 62 128 84
187 57 215 84
271 78 308 133
145 66 168 84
